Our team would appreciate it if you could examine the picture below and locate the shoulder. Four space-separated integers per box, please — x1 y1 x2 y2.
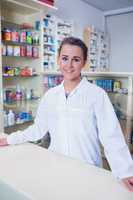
83 78 112 109
37 84 62 110
82 80 112 113
83 78 106 98
41 84 62 102
46 84 62 96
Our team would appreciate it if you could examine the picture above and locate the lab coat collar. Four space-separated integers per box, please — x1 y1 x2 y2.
60 77 88 97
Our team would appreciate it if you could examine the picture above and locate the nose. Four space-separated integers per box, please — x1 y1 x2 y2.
66 59 73 68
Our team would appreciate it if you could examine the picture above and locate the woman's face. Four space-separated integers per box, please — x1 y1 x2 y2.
57 44 86 82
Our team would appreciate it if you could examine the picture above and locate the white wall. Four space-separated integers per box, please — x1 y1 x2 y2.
51 0 104 38
106 13 133 72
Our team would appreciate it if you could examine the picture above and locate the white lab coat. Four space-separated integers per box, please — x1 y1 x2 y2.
7 78 133 178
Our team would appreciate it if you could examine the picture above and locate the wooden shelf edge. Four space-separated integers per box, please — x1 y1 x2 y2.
2 0 57 15
41 70 133 77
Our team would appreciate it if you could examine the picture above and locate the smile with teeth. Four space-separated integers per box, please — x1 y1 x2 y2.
65 70 74 73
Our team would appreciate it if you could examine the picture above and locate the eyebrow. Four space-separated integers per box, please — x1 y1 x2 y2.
61 55 82 59
61 55 68 57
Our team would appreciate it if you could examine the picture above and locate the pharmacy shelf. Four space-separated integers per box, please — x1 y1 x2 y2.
3 74 39 78
0 0 57 133
4 119 34 134
82 71 133 78
43 15 73 71
1 20 40 31
2 55 39 59
4 99 40 106
2 41 40 47
42 70 61 75
42 70 133 78
2 0 57 15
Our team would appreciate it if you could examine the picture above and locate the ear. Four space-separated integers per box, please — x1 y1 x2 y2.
82 60 87 69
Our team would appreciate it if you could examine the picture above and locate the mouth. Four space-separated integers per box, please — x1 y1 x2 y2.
64 70 74 73
66 71 73 73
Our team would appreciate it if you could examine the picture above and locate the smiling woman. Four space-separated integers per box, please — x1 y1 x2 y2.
57 37 87 92
0 37 133 192
58 46 84 87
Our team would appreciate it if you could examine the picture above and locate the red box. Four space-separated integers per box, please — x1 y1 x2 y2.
38 0 54 6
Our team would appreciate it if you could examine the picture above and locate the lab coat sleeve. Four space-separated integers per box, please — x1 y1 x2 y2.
7 94 49 145
94 90 133 179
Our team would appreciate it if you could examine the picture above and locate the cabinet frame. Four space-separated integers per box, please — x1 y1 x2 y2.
0 0 57 133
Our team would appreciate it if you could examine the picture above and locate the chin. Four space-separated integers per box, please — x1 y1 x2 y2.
64 74 75 79
62 72 80 81
65 76 80 82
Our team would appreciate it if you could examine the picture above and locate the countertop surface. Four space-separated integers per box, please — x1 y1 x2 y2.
0 143 133 200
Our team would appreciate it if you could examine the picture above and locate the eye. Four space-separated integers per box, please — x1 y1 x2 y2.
73 58 81 62
62 56 68 62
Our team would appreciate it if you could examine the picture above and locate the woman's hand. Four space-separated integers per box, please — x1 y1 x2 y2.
122 177 133 192
0 138 8 146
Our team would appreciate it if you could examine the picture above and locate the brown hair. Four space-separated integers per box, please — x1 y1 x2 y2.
58 37 88 62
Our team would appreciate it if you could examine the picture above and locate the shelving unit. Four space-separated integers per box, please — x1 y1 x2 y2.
43 14 56 71
56 18 73 51
4 119 34 134
83 26 109 72
43 14 73 71
0 0 57 133
1 0 56 14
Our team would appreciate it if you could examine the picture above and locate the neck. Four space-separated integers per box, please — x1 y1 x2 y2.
63 78 81 93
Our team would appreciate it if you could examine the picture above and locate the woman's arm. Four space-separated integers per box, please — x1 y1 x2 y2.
94 89 133 191
1 94 49 146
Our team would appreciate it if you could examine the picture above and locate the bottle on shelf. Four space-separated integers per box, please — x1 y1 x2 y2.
7 109 15 126
16 85 22 101
3 111 8 127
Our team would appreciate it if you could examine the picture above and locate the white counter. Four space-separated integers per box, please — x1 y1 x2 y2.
0 143 132 200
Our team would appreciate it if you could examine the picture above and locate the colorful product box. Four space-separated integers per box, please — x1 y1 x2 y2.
14 46 20 56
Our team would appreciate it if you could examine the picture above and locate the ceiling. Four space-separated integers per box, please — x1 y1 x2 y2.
81 0 133 11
